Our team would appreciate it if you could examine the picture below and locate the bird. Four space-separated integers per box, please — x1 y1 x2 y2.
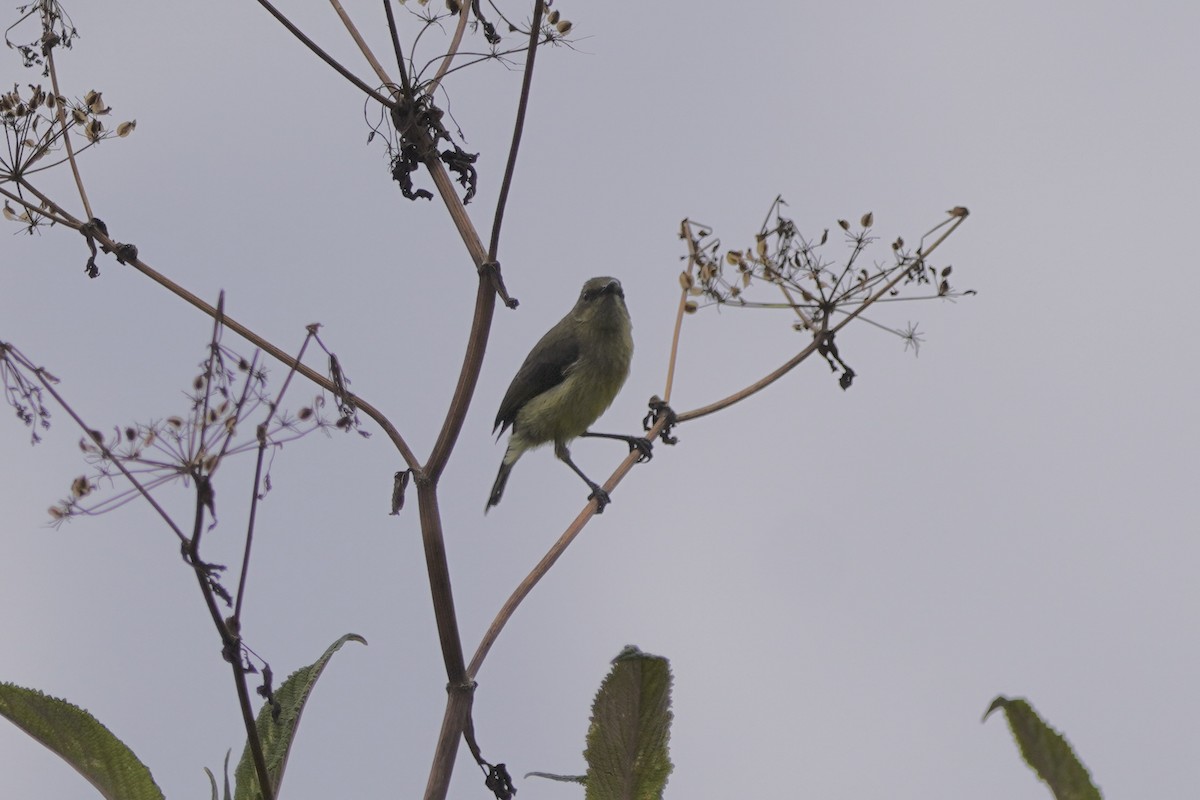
487 276 649 513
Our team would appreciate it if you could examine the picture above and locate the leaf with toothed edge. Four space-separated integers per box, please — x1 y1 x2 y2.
233 634 366 800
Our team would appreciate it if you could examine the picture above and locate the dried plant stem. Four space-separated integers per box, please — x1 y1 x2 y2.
415 477 469 800
663 219 701 404
17 177 421 469
0 185 77 227
254 0 395 107
187 495 275 800
382 0 414 95
234 352 268 621
676 212 969 423
488 0 544 260
830 213 966 337
425 5 471 96
330 0 395 88
773 280 815 331
42 36 91 219
234 327 314 621
676 338 823 423
29 368 187 544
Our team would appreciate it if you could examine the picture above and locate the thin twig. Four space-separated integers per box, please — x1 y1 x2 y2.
382 0 414 96
28 364 187 544
187 496 275 800
675 338 823 423
41 11 91 219
0 185 78 227
487 0 544 260
17 178 422 470
424 4 472 96
254 0 396 108
329 0 396 88
233 324 314 621
232 352 264 622
663 219 700 404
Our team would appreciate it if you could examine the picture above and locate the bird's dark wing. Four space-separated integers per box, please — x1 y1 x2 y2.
493 318 580 435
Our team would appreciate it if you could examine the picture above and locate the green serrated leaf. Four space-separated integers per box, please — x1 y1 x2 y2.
234 633 367 800
0 681 165 800
984 695 1102 800
583 645 674 800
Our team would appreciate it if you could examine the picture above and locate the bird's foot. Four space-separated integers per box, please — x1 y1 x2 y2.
643 395 679 445
587 485 611 514
627 437 653 463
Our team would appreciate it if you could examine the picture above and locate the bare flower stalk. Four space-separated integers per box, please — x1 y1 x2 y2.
23 361 186 544
674 209 969 422
233 324 317 622
331 0 396 88
662 218 702 404
36 5 91 218
0 185 76 227
254 0 396 107
424 3 471 96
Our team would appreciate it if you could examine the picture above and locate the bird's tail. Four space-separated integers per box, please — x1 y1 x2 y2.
486 459 515 512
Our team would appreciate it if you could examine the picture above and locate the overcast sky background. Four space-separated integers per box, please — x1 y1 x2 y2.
2 2 1197 798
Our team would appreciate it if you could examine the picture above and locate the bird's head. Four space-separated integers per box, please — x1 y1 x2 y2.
573 277 629 328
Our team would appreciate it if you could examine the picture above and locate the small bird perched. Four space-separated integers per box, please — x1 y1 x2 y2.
487 276 648 513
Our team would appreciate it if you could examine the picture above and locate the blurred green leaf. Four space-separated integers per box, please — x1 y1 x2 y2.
582 645 673 800
234 633 366 800
984 695 1102 800
0 681 164 800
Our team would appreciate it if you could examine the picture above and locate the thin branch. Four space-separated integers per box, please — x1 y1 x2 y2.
829 212 967 337
234 324 314 621
675 338 823 423
27 364 187 544
664 218 700 404
330 0 397 89
233 353 264 622
382 0 414 96
254 0 397 108
187 496 276 800
487 0 544 260
41 11 91 219
0 184 77 227
424 274 495 479
17 179 422 470
424 4 472 96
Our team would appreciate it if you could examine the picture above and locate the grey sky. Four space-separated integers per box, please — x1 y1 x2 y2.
2 2 1196 798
